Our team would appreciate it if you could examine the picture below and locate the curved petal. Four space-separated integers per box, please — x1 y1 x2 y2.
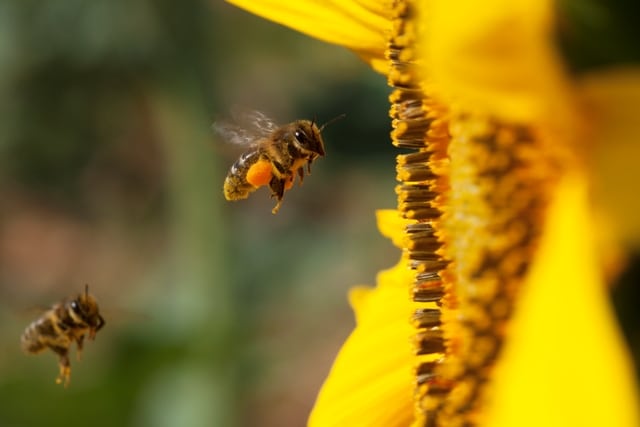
376 209 413 249
308 210 418 426
485 173 640 427
308 262 416 427
421 0 578 127
226 0 389 72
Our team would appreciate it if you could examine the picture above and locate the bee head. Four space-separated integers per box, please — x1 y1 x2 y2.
70 284 105 335
293 114 345 158
292 120 325 158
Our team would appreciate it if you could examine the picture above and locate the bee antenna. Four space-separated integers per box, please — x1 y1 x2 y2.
84 284 89 297
319 113 347 132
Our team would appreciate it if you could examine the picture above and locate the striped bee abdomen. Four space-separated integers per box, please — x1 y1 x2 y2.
224 150 272 201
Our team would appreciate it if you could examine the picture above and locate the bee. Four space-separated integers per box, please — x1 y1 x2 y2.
21 285 105 387
214 110 343 214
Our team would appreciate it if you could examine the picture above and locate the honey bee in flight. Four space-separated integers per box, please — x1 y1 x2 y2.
21 285 105 387
214 110 344 214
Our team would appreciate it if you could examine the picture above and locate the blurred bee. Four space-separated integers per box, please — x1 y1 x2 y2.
214 110 343 214
21 285 105 387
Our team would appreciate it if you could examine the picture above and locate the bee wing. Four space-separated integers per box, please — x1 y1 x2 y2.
21 304 55 315
231 108 280 136
213 107 281 145
12 305 52 326
212 121 259 147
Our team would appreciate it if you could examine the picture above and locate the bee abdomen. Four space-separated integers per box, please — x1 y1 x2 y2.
21 321 48 353
224 151 267 201
224 174 255 200
21 310 72 354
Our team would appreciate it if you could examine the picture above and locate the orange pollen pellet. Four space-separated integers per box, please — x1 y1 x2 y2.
246 160 273 187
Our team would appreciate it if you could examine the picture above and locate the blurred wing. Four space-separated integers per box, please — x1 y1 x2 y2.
15 305 52 322
213 108 280 147
231 108 280 137
212 121 258 146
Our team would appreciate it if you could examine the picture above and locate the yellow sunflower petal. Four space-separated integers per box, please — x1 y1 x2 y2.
421 0 578 126
308 210 417 426
226 0 390 72
485 172 640 427
308 261 416 427
376 209 413 249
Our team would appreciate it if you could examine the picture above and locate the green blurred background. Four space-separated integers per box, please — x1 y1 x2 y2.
0 2 639 427
0 2 398 426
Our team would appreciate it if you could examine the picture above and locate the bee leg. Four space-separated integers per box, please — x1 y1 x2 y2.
269 176 285 199
271 200 283 214
297 167 305 185
76 334 85 361
51 346 71 387
268 176 286 214
95 314 106 334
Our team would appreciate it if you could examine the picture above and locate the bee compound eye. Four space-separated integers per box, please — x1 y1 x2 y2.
294 128 312 146
71 301 80 313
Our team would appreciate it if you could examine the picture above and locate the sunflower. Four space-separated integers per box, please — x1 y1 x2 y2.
226 0 640 426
